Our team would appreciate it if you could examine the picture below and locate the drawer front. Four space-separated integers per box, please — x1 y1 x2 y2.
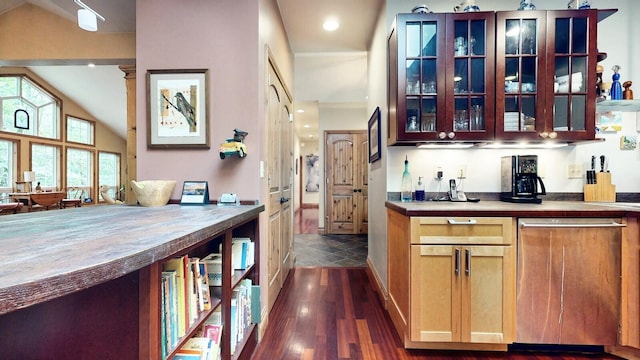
411 217 513 245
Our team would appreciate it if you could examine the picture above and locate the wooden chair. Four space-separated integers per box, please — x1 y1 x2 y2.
61 187 82 208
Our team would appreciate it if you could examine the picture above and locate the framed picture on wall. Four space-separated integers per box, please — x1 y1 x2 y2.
368 106 381 163
147 69 210 149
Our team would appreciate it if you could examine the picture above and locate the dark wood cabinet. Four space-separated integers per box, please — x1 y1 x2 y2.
495 10 600 141
388 9 616 145
388 12 495 145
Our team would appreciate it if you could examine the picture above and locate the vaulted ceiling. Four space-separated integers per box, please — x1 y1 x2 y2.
0 0 383 141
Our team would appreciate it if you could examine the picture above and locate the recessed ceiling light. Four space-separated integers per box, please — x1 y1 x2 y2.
323 17 339 31
303 124 310 128
88 63 95 68
297 109 304 113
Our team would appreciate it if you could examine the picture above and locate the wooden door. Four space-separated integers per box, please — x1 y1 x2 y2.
266 58 293 311
325 131 368 234
462 245 515 344
410 244 459 342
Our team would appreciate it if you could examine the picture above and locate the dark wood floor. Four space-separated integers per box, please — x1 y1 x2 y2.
251 267 621 360
295 207 319 234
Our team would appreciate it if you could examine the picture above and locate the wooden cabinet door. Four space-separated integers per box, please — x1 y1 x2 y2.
410 245 460 342
462 245 515 344
410 244 515 344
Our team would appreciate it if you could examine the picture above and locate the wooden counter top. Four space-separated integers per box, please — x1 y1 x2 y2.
0 204 264 315
386 200 639 218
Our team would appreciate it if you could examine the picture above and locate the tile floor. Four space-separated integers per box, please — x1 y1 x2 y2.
293 233 368 267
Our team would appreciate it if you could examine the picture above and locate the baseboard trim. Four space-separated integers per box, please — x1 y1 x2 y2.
300 203 319 209
366 257 388 309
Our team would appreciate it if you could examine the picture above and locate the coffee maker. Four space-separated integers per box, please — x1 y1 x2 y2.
500 155 546 204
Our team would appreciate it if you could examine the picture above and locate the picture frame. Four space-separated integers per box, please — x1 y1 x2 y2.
180 181 210 205
368 106 381 163
147 69 210 149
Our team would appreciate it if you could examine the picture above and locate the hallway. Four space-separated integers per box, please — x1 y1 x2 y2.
294 207 368 267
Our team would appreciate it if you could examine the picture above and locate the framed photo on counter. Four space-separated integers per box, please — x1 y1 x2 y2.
180 181 210 205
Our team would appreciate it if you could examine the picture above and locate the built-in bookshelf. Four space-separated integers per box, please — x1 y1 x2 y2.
149 215 261 360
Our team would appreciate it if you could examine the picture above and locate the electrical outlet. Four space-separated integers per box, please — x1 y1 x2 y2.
434 165 443 180
567 163 583 178
457 165 467 179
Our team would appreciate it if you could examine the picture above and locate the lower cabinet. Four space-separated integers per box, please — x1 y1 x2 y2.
387 212 516 350
410 244 514 344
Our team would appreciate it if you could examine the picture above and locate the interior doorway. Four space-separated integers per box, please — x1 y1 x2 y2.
324 131 368 235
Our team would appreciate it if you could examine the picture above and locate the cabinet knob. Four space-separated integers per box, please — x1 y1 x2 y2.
447 132 456 139
539 132 549 139
438 132 447 139
549 131 558 139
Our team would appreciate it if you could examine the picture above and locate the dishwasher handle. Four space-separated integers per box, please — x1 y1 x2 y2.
520 221 626 228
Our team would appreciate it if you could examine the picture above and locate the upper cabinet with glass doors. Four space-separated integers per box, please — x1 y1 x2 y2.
495 10 602 141
388 12 494 145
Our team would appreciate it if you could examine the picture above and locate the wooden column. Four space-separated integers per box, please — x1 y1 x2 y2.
119 65 137 205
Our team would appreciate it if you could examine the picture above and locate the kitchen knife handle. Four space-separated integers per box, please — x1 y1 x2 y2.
600 155 605 172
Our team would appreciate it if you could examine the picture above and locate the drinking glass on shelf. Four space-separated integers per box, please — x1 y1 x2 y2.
454 110 468 131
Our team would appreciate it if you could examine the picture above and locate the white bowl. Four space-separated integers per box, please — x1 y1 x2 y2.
130 180 176 207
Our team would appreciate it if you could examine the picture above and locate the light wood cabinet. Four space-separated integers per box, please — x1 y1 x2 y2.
388 211 516 350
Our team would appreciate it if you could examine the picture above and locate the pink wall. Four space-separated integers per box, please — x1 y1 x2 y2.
136 0 262 202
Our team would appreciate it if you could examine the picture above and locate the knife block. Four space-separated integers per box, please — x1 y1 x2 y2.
584 172 616 202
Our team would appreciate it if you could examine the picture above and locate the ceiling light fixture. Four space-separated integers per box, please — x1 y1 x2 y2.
74 0 105 32
323 17 339 31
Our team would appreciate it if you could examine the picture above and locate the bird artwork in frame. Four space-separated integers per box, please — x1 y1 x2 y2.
147 69 210 149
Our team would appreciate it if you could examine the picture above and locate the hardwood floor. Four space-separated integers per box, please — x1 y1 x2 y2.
295 207 319 234
251 267 621 360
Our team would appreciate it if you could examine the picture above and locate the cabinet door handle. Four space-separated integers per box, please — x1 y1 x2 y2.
465 249 471 277
520 221 626 228
447 219 477 225
455 248 460 276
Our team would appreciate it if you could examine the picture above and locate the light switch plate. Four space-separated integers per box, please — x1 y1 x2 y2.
567 163 583 178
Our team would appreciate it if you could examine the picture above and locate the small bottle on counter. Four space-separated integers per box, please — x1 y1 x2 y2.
415 176 425 201
401 155 412 202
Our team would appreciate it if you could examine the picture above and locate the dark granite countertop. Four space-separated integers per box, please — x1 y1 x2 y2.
386 200 640 218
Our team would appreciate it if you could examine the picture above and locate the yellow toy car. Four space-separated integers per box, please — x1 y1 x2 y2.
219 129 248 159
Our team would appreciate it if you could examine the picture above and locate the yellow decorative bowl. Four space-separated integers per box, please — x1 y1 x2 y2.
130 180 176 207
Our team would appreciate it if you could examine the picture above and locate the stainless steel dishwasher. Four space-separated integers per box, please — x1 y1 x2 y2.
515 218 625 345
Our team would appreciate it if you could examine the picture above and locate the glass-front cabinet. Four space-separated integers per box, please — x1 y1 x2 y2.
495 10 598 141
388 12 494 145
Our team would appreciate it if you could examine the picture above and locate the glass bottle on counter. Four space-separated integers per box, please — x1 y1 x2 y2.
415 176 425 201
401 156 413 202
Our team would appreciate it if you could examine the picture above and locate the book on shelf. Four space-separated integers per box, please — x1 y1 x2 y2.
163 255 190 337
201 253 222 286
203 324 222 360
198 261 212 310
217 237 255 270
175 337 214 360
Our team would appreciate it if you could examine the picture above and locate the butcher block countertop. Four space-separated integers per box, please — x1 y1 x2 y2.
0 204 264 315
386 200 640 217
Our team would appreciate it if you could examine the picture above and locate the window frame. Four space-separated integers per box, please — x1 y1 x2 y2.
0 74 62 140
30 142 62 192
0 137 19 197
66 145 95 202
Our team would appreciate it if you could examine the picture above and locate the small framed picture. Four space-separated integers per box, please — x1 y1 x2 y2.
180 181 210 205
368 106 381 163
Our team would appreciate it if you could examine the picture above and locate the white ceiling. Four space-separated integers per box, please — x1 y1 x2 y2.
1 0 383 141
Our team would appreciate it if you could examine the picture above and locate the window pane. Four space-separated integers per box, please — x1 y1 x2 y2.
32 144 59 189
22 78 54 107
2 99 36 136
0 139 17 196
0 77 18 97
67 148 93 188
99 152 120 201
37 103 57 139
67 117 95 145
